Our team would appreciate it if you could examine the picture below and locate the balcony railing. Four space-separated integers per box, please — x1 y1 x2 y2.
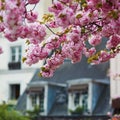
8 62 21 70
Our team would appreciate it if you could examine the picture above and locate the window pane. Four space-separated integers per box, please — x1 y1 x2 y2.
39 94 44 112
11 47 15 54
10 84 20 100
31 95 37 107
10 46 22 62
11 55 16 61
82 94 88 111
18 55 21 61
18 46 21 53
74 93 80 106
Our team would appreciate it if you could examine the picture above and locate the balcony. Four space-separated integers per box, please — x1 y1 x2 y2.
8 62 21 70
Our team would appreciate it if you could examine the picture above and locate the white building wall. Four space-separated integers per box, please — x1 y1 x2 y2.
0 33 43 104
0 1 52 104
68 93 76 112
88 82 92 114
0 69 36 104
110 54 120 98
26 94 32 110
44 85 48 115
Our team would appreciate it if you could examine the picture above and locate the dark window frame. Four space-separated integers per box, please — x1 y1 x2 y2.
9 84 20 100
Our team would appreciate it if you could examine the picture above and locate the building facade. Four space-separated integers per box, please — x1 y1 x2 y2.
0 34 43 104
16 57 110 116
0 1 52 104
110 54 120 114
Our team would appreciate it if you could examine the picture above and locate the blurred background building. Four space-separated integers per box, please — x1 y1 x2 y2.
0 0 120 116
0 0 51 105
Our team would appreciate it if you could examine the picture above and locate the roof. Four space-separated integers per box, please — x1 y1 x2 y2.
48 91 68 116
30 56 109 84
48 103 68 116
93 85 111 115
15 55 109 115
15 91 27 114
67 78 110 86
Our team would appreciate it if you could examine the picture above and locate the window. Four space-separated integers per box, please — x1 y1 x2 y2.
39 94 44 112
31 94 37 107
31 93 44 112
74 92 88 112
74 93 80 106
10 46 22 62
82 94 88 111
8 46 22 70
10 84 20 100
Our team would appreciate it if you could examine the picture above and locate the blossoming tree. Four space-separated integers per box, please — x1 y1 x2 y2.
0 0 120 77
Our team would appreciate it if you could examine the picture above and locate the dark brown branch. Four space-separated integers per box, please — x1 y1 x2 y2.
45 24 57 35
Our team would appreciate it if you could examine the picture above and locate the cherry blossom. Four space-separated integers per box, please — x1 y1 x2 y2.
0 0 120 77
28 0 40 4
88 35 102 46
26 11 38 23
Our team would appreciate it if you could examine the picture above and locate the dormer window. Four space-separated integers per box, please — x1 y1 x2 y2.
8 46 22 70
26 87 44 112
68 84 89 114
74 92 88 111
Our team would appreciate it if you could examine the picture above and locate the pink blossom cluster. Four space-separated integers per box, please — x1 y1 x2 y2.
25 44 50 66
41 53 64 77
0 0 120 77
0 0 44 42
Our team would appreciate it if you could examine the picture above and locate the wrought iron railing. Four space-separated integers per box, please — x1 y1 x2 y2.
8 62 21 70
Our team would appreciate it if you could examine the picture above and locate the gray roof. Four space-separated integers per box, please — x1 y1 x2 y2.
15 90 27 114
48 89 68 116
31 56 109 84
48 103 68 116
